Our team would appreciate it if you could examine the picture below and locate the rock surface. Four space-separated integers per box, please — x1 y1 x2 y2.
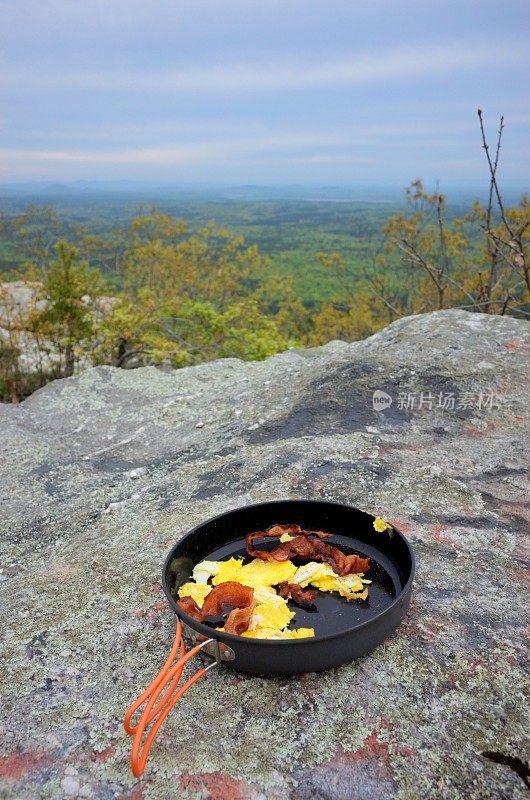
1 309 529 800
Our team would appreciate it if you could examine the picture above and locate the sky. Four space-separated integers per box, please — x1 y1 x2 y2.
0 0 529 187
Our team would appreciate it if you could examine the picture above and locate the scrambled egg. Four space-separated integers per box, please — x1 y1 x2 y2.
179 565 298 635
252 584 285 605
292 562 370 600
192 560 220 584
373 516 392 534
181 554 370 639
242 627 315 640
247 600 294 632
177 582 212 606
210 556 297 589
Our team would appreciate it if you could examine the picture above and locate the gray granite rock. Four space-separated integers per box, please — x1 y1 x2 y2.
1 309 529 800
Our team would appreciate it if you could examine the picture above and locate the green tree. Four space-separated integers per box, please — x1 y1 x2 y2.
100 210 292 367
35 241 102 377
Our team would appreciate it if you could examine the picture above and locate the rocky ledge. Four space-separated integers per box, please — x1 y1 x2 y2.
1 309 529 800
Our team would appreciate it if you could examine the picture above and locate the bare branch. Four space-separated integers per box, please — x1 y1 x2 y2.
443 273 481 309
365 282 401 317
435 195 450 279
499 293 513 316
477 110 515 238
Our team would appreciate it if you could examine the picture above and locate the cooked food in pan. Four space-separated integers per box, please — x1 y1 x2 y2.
176 523 373 639
373 516 392 534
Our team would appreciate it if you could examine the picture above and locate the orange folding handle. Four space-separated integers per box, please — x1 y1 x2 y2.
124 618 216 778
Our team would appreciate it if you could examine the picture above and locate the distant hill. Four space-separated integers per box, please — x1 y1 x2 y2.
0 180 527 205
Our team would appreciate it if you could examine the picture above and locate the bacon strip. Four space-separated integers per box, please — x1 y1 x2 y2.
246 524 301 559
278 582 318 609
201 583 253 616
224 603 255 635
176 595 202 620
176 581 255 635
246 524 331 560
245 525 369 576
266 524 302 536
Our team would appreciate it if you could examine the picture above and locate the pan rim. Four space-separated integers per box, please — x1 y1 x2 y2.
162 498 415 647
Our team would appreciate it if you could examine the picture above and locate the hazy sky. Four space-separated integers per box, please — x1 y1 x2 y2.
1 0 529 185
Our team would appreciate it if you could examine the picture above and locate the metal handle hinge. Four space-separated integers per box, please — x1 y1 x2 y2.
178 616 236 662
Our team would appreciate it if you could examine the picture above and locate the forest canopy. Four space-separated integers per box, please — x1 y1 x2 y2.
1 115 528 402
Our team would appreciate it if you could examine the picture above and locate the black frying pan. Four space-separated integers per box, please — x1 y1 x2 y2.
124 499 415 777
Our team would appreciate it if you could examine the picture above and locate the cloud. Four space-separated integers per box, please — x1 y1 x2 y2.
291 154 377 165
2 40 527 94
7 113 530 149
3 113 529 172
0 133 351 167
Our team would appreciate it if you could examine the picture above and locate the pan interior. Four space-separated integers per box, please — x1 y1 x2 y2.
173 534 399 640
